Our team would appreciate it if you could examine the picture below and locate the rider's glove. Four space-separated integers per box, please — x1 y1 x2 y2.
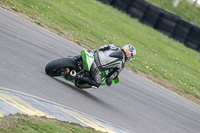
105 70 119 87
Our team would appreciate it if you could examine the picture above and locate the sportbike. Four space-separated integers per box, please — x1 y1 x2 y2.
45 49 119 89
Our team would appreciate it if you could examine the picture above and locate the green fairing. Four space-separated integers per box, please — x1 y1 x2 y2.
81 50 89 71
81 50 94 71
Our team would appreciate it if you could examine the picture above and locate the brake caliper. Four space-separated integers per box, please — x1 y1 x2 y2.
65 68 70 74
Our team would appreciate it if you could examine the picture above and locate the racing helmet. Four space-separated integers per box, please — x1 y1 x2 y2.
122 45 136 62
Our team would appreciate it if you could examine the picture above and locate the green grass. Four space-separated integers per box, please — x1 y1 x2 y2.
1 0 200 100
146 0 200 25
0 114 101 133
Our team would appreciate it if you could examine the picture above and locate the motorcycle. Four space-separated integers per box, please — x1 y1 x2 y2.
45 49 119 89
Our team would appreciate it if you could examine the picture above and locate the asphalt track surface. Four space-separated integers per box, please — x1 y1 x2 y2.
1 8 200 133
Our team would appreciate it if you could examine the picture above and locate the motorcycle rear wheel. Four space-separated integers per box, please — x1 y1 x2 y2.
45 58 76 77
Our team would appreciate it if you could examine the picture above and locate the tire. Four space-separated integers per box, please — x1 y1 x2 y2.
112 0 132 6
172 29 188 38
112 2 127 12
173 24 190 33
172 35 185 43
45 58 76 77
141 4 161 27
187 25 200 39
185 36 200 45
112 0 132 11
160 11 180 22
131 0 149 12
147 3 161 13
172 19 191 41
128 7 144 19
97 0 114 5
185 41 200 50
156 23 174 36
198 46 200 52
185 35 200 50
177 19 192 29
127 0 149 18
132 0 149 8
158 17 176 27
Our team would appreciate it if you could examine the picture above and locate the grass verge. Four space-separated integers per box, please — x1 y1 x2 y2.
0 113 103 133
0 0 200 104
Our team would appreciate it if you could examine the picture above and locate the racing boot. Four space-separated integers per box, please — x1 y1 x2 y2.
75 74 100 88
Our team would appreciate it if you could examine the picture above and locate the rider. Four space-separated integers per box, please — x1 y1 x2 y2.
75 44 136 88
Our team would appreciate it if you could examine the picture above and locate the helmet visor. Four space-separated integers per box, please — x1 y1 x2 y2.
126 51 134 62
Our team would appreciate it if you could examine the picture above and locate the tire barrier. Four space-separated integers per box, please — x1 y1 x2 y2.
127 0 149 20
172 19 192 43
97 0 114 5
111 0 132 12
98 0 200 52
155 11 180 37
185 24 200 50
141 3 161 27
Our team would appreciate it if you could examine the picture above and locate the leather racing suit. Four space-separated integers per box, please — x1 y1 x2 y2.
76 44 126 88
